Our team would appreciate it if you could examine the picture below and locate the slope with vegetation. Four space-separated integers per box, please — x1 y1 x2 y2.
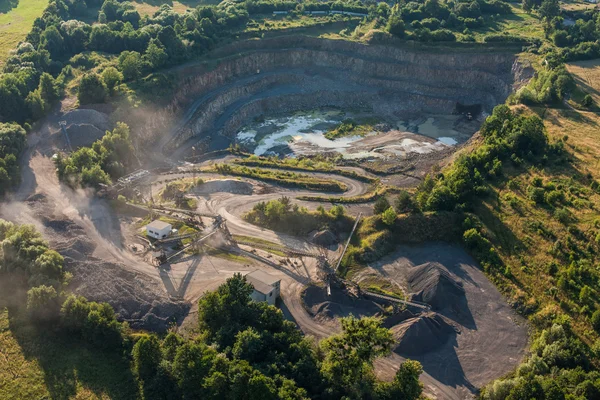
339 101 600 398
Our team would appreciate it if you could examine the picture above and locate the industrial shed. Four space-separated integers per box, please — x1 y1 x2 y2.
245 270 281 305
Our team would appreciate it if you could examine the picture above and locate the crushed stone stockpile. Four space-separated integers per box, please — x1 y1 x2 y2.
27 194 189 333
392 312 456 356
309 229 337 247
407 261 466 311
302 284 383 321
57 109 113 149
67 257 189 332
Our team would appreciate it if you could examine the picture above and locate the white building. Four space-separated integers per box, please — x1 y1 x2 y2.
245 270 281 305
146 220 172 240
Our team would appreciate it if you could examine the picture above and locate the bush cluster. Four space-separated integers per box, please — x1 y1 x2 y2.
55 122 134 187
416 105 560 212
244 196 352 235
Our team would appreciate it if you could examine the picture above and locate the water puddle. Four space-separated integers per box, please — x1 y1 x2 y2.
236 110 474 159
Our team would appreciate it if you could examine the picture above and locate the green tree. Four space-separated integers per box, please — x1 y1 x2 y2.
387 15 406 37
591 310 600 333
374 196 391 214
144 39 168 69
133 334 162 382
378 360 424 400
78 73 107 104
118 51 143 81
579 285 594 307
538 0 559 20
101 67 123 95
26 285 60 322
320 316 394 397
382 207 397 226
38 72 59 102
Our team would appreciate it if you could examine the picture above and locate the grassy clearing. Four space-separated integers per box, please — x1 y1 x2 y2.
324 117 381 140
234 155 377 184
204 246 249 262
567 60 600 108
244 14 361 35
471 106 600 344
355 276 405 300
132 0 218 16
471 4 545 41
0 309 138 400
0 0 48 66
233 234 288 257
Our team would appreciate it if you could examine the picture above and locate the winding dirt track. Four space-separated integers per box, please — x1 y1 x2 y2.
151 167 466 399
3 110 490 400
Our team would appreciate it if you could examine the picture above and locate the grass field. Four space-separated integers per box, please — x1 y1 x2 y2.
0 309 138 400
0 0 48 66
133 0 219 15
471 3 545 41
473 105 600 344
567 59 600 107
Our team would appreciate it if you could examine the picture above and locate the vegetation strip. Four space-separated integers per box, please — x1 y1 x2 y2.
233 155 378 183
211 163 348 192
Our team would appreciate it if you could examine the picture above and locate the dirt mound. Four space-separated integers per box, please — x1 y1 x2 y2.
67 256 189 332
302 284 382 321
67 124 106 149
407 262 465 311
310 229 337 246
383 309 416 328
393 313 456 356
195 179 253 195
61 109 112 131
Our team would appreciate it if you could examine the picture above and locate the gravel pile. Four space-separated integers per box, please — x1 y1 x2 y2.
407 262 465 311
302 284 382 321
392 312 456 356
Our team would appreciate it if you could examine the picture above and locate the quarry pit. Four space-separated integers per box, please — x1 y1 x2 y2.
3 35 532 400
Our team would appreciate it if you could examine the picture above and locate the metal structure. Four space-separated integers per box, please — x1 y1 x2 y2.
58 121 73 151
334 213 362 273
362 291 432 311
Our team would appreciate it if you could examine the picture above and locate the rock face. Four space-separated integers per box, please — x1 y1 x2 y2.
145 35 521 154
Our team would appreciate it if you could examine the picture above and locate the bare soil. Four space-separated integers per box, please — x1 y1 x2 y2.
366 243 529 399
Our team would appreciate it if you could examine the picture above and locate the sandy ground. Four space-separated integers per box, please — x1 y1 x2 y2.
362 244 529 399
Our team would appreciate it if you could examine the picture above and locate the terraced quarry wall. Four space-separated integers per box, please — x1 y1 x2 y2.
153 35 523 154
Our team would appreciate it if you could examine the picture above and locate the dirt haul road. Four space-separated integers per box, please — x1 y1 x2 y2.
4 116 509 398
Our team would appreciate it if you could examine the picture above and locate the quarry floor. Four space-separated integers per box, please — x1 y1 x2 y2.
0 87 530 398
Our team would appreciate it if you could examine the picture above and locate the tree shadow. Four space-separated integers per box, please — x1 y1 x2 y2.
395 328 478 395
9 315 138 400
0 0 19 14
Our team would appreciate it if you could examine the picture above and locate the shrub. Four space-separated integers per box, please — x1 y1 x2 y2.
528 186 545 204
78 72 107 104
382 207 397 226
395 190 416 213
554 208 571 224
591 310 600 333
374 196 391 214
